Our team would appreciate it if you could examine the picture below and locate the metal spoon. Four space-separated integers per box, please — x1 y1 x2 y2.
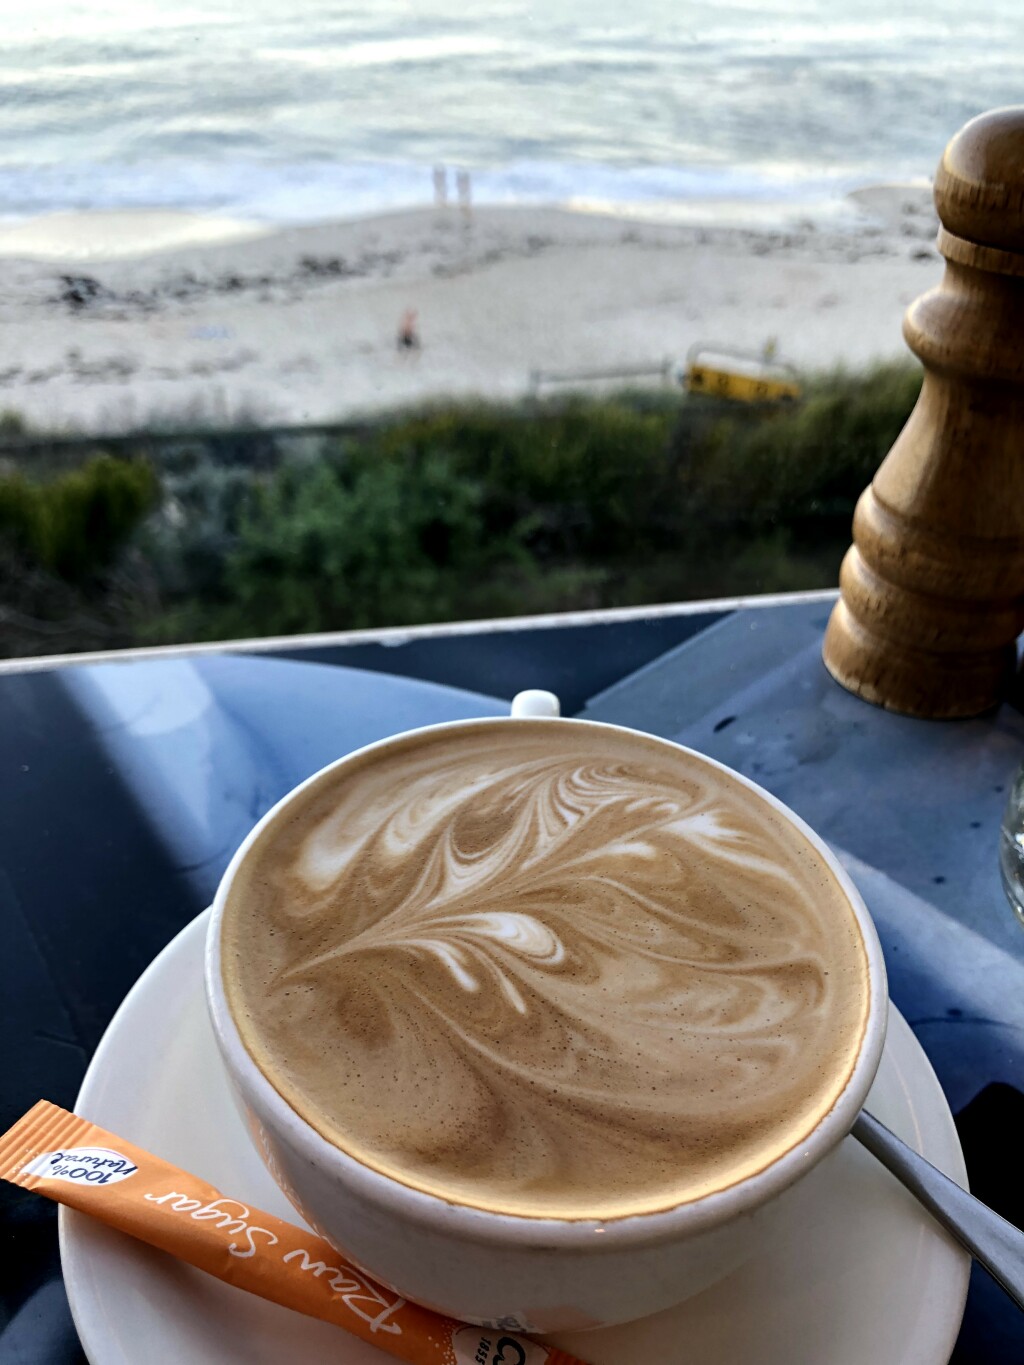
853 1110 1024 1310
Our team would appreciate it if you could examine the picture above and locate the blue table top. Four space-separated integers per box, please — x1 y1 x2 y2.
2 600 1022 1363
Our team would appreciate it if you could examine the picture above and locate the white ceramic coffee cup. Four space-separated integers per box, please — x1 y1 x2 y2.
205 690 887 1334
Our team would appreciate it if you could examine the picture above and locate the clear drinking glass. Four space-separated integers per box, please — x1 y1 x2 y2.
999 764 1024 928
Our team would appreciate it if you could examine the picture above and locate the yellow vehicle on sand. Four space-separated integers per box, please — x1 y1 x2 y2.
683 341 801 404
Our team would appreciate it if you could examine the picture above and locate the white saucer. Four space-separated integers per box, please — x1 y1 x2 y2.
60 910 970 1365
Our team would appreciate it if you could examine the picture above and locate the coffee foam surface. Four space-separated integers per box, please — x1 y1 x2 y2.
222 721 870 1220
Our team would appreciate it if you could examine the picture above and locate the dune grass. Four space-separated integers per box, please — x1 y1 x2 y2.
0 361 922 656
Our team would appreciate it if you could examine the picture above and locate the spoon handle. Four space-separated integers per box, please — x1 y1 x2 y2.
853 1110 1024 1311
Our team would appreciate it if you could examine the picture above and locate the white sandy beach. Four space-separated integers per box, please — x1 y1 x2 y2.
0 187 939 433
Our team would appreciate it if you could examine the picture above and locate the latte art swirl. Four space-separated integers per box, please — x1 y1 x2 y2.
223 722 869 1220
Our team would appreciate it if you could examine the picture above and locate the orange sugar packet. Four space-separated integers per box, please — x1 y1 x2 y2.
1 1101 587 1365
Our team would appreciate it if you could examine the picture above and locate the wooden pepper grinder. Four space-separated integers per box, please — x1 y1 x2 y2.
823 107 1024 718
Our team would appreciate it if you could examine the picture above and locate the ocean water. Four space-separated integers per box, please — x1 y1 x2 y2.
0 0 1021 226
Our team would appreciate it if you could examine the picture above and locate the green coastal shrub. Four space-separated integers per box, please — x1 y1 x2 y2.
0 454 158 582
144 463 257 599
1 361 924 655
202 448 538 637
671 363 922 537
369 397 678 558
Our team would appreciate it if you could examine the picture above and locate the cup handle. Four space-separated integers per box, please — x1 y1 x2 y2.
510 690 561 718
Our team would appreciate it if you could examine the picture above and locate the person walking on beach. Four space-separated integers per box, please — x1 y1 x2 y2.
456 168 472 225
432 165 448 209
397 308 420 353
